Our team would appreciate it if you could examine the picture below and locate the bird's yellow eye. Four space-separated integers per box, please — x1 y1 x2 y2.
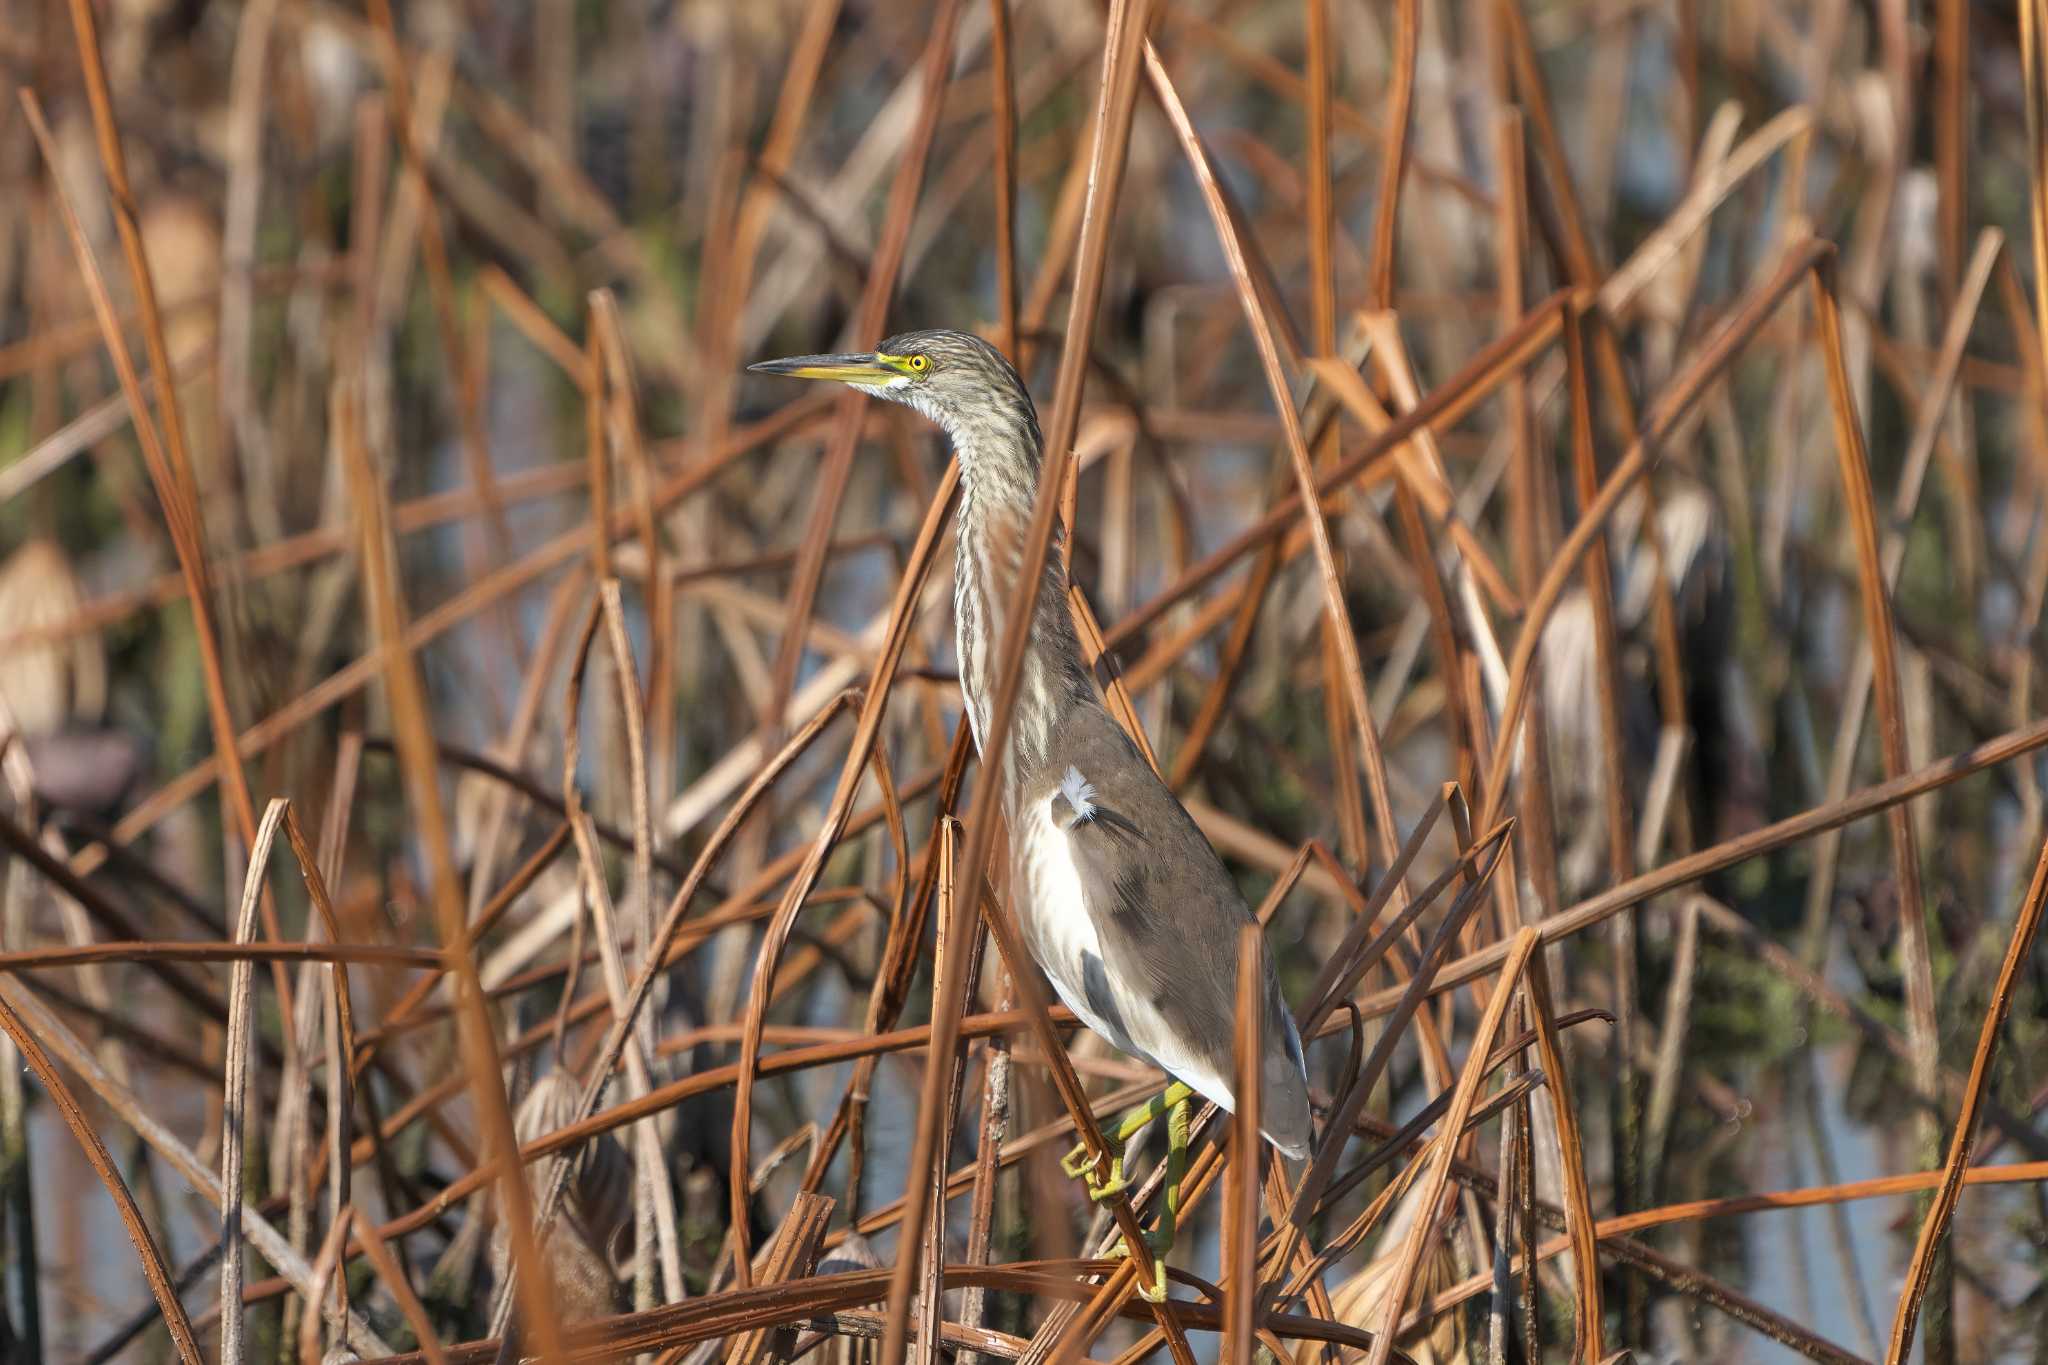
906 354 930 374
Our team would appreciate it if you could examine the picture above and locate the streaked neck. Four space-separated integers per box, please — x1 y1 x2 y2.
945 418 1092 798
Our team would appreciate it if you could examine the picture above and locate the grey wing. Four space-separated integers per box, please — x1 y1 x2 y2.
1052 719 1313 1157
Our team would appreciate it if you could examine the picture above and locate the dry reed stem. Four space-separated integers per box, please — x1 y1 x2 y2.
988 0 1020 355
335 375 562 1357
1413 1149 2048 1361
1800 227 2000 965
0 987 202 1364
1289 1070 1551 1294
1223 924 1262 1365
887 3 1188 1362
1807 268 1948 1340
765 0 962 737
352 1259 1402 1365
1144 42 1399 872
0 940 439 972
1476 238 1825 835
64 0 313 1001
220 798 294 1365
10 2 2047 1357
734 459 959 1288
353 1208 450 1365
1887 829 2048 1357
0 342 208 505
726 1192 835 1365
837 727 972 1216
563 581 685 1306
1368 0 1418 311
1360 709 2048 1014
1304 0 1335 354
18 85 301 1047
82 397 821 858
1522 942 1602 1357
1298 1022 1598 1245
1273 832 1510 1287
521 681 863 1264
297 1214 354 1365
984 886 1197 1365
0 971 394 1352
1367 926 1540 1365
1103 291 1568 653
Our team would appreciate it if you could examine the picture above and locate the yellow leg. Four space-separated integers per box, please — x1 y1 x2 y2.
1059 1081 1192 1203
1108 1089 1192 1303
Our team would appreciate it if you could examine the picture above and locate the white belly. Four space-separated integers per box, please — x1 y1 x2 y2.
1013 796 1236 1112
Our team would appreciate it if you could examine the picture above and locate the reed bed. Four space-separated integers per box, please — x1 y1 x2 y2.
0 1 2045 1361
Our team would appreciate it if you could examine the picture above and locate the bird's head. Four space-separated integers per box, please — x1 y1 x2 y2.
748 328 1038 453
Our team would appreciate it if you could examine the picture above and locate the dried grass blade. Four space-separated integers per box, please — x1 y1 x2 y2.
17 85 298 1040
1886 830 2048 1358
0 989 201 1365
726 1193 835 1365
1366 927 1541 1365
1521 948 1601 1359
1140 38 1399 870
222 798 293 1365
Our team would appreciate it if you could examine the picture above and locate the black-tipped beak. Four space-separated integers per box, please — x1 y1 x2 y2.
746 352 897 386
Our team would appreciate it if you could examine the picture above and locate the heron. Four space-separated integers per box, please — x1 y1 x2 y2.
750 329 1311 1298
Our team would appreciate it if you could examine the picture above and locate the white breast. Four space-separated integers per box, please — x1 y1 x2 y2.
1016 797 1117 1042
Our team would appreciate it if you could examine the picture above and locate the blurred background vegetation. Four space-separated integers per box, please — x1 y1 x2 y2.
2 0 2048 1361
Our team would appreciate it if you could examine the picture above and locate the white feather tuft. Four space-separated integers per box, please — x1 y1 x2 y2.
1058 765 1098 825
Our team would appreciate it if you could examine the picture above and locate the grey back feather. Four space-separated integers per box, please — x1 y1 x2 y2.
1026 707 1312 1156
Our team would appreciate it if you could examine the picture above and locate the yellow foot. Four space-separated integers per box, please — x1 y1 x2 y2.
1060 1140 1130 1202
1108 1229 1173 1302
